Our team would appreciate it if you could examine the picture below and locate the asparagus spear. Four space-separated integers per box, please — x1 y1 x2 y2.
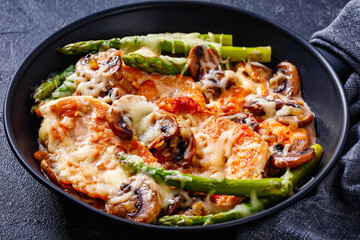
58 32 270 63
160 42 271 62
288 144 323 188
198 33 233 46
157 144 323 226
57 38 122 55
57 33 232 55
158 191 264 226
123 44 272 75
221 46 271 63
116 153 289 198
51 72 77 99
33 65 75 102
122 53 189 75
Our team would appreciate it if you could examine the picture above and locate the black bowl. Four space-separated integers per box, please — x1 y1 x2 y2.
4 1 349 230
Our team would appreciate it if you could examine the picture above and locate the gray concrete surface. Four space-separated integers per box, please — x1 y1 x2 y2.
0 0 349 239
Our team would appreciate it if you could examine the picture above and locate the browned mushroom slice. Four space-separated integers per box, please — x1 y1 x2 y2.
289 139 310 151
155 114 179 140
270 147 315 169
164 194 186 215
143 113 179 148
106 174 161 223
269 61 301 98
75 49 123 102
243 96 279 119
276 102 314 128
187 45 233 102
151 127 197 169
106 107 133 140
79 50 122 75
262 163 286 178
244 94 314 127
106 95 157 140
277 111 314 128
222 113 259 131
33 150 50 163
187 45 221 81
175 127 197 163
244 100 266 116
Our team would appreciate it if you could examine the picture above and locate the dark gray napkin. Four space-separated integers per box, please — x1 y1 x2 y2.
236 1 360 239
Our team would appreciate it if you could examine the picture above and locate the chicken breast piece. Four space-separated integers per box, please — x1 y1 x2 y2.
157 97 270 179
75 48 206 106
36 96 160 223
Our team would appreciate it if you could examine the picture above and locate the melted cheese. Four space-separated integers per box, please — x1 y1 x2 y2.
119 32 221 55
76 57 207 107
112 95 156 136
38 96 157 203
276 105 303 117
245 94 277 119
234 62 270 95
107 174 145 205
257 118 310 147
133 47 159 56
166 106 270 179
36 47 316 220
75 49 123 103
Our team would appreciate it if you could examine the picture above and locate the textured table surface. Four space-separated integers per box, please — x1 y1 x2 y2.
0 0 350 239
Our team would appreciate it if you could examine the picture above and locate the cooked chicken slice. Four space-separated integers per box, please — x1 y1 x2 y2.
257 118 310 148
257 118 315 169
75 48 206 107
158 97 270 212
36 96 161 223
116 66 207 106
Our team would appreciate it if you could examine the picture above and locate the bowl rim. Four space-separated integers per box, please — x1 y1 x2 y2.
3 0 349 231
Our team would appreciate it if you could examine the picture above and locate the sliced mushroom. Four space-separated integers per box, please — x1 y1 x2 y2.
244 100 266 116
222 113 259 131
243 96 283 118
244 95 314 128
177 128 197 162
164 194 185 215
106 95 157 140
269 61 301 98
270 147 315 169
276 101 314 128
151 127 197 169
289 139 310 151
277 110 314 128
269 139 314 169
106 106 133 140
187 45 232 102
187 45 221 81
145 113 179 148
33 150 50 163
77 49 122 78
262 164 286 178
106 175 161 223
156 115 179 140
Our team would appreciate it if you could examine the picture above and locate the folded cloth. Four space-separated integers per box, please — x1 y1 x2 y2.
235 1 360 239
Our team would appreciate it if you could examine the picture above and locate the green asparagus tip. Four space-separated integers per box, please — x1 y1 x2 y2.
33 64 75 103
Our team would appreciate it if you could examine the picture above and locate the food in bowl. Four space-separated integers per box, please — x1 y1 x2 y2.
32 33 322 226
